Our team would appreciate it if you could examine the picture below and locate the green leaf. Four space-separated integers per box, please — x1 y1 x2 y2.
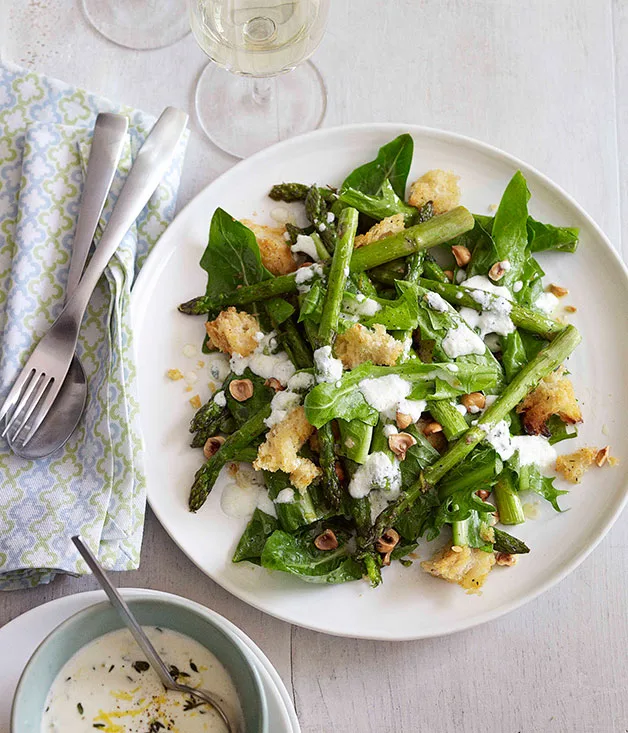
261 529 363 584
339 179 417 223
361 281 421 331
394 485 442 542
399 425 440 489
223 370 274 427
266 297 295 325
493 526 530 554
527 217 579 254
511 461 568 512
201 208 270 300
338 419 374 464
546 414 578 445
304 362 500 428
438 447 503 498
233 509 279 563
341 133 414 199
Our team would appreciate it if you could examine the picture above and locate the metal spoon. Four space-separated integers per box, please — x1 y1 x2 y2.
9 113 128 459
71 536 236 732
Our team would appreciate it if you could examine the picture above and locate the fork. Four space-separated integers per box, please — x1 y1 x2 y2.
0 107 188 447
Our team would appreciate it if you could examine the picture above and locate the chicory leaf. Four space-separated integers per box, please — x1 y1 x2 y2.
527 217 579 254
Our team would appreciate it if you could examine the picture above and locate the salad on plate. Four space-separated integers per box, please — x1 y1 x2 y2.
175 134 615 593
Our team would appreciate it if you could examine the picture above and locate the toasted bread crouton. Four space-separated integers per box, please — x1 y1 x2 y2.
253 406 321 490
421 543 496 594
555 447 599 483
205 307 260 357
516 366 582 436
334 323 404 369
241 220 297 276
408 169 461 215
354 213 406 249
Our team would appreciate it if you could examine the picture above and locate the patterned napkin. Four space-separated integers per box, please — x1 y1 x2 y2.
0 60 189 589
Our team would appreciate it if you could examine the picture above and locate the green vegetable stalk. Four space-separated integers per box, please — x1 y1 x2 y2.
269 183 337 203
493 470 525 525
178 207 475 315
428 401 468 442
416 278 564 339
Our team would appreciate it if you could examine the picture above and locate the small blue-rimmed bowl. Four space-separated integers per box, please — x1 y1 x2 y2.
11 595 268 732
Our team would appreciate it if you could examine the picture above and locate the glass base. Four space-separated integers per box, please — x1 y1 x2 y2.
194 61 327 159
82 0 190 50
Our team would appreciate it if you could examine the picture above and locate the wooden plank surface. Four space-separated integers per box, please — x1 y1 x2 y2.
1 1 626 731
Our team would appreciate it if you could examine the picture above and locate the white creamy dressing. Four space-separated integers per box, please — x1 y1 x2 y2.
313 345 344 384
291 234 319 261
264 371 315 429
342 294 381 318
358 375 425 422
348 451 402 499
213 390 226 407
275 488 295 504
441 322 486 358
535 291 560 314
220 463 275 518
425 292 449 312
42 627 243 733
459 275 515 338
230 331 295 386
480 421 557 468
294 263 325 293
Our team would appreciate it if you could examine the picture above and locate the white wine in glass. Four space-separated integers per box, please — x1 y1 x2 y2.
189 0 330 158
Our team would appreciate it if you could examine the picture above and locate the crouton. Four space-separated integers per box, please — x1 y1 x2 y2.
555 447 599 483
241 220 297 276
205 307 260 357
253 406 321 490
421 544 496 593
354 213 406 249
516 366 582 436
334 323 404 369
408 169 461 215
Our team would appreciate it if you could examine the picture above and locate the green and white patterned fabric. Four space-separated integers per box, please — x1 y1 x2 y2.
0 60 189 589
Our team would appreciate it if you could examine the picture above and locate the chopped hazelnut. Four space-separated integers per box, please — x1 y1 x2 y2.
388 432 417 460
422 421 443 436
167 368 184 381
595 445 611 467
334 461 346 482
203 436 225 459
229 379 254 401
451 244 471 267
314 529 338 551
375 528 401 566
489 261 508 281
189 395 202 409
476 489 490 501
549 283 569 298
265 377 285 392
396 411 413 430
564 305 577 313
461 392 486 412
451 545 463 554
495 552 517 566
443 269 454 282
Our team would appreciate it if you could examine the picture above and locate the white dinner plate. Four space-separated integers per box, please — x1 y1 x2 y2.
131 123 628 640
0 588 299 733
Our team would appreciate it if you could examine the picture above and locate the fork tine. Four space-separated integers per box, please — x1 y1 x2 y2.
8 375 53 445
0 368 36 425
17 383 60 448
1 370 41 437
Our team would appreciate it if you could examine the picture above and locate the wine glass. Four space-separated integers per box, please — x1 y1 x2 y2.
82 0 190 50
189 0 330 158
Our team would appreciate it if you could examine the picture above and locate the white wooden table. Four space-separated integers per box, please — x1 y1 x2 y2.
2 2 627 731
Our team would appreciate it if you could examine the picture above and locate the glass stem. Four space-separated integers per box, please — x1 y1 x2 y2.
252 78 273 107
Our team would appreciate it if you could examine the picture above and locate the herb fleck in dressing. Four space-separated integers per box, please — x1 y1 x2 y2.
41 627 243 732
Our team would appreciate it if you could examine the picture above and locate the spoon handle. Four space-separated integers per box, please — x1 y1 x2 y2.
70 536 177 690
66 113 129 300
